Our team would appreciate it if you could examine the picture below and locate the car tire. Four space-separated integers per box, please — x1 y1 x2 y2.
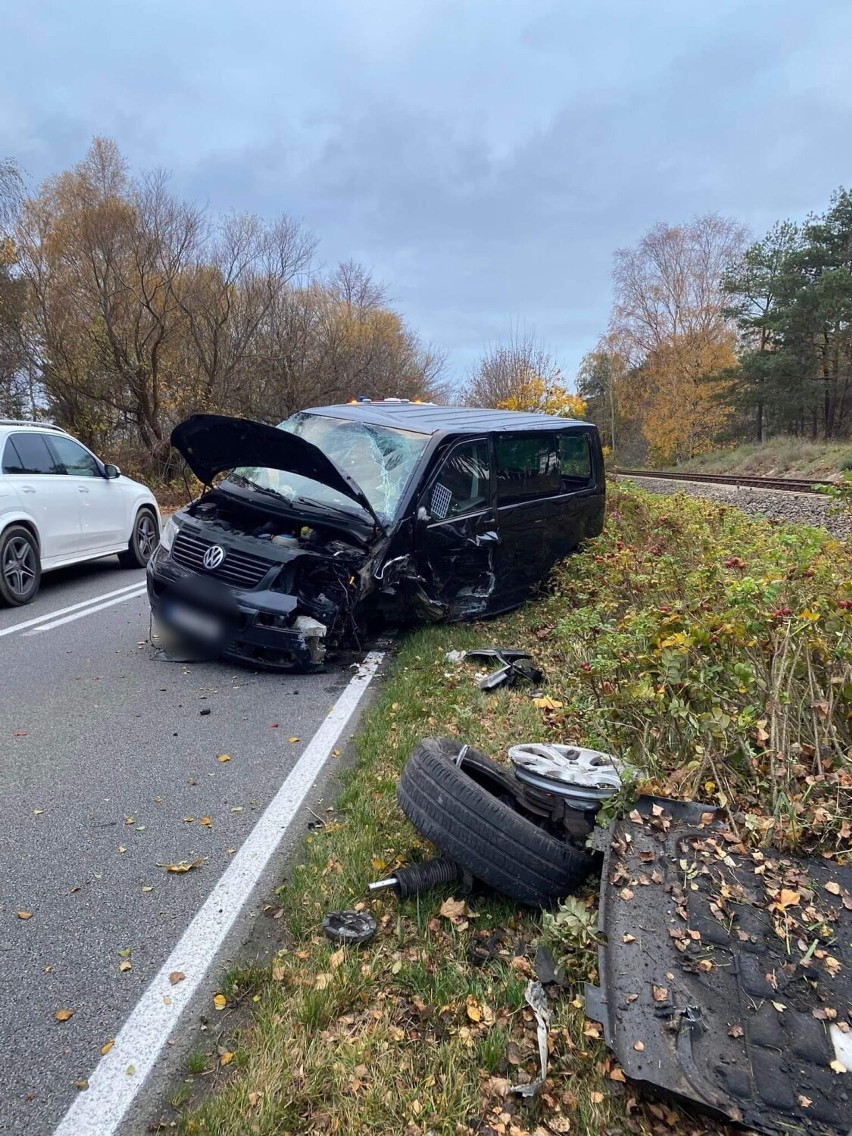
0 525 41 607
396 737 596 906
118 508 158 569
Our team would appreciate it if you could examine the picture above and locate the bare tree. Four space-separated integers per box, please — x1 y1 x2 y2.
462 328 561 407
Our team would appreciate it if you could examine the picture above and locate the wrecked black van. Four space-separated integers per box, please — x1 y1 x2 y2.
146 402 606 669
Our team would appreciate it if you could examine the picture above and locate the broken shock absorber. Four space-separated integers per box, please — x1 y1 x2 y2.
368 856 464 900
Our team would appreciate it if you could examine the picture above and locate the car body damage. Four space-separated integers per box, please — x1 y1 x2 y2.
147 403 606 669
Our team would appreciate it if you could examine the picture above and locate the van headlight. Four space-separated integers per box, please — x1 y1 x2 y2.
159 516 180 554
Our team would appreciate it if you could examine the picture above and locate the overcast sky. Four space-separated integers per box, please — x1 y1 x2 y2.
2 0 851 389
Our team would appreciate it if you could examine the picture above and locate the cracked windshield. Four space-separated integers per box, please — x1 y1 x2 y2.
228 412 429 522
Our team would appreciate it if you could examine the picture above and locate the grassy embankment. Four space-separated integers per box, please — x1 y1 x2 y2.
169 484 852 1136
672 437 852 478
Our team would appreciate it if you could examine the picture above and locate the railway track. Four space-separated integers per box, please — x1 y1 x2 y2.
614 468 836 495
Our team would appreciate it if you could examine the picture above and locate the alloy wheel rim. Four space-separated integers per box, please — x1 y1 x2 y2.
137 515 157 560
3 537 36 597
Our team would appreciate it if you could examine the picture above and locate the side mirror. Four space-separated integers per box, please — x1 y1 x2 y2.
103 464 121 479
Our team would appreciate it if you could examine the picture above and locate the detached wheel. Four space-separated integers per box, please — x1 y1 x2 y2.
0 525 41 607
119 508 158 568
397 738 596 906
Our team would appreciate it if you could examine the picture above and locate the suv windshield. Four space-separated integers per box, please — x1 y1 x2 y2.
225 412 429 523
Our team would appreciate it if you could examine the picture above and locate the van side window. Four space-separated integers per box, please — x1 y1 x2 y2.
495 433 560 505
558 433 593 485
429 440 490 519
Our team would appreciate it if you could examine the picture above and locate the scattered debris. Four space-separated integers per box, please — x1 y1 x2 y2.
321 910 378 945
368 856 466 899
510 981 550 1097
466 648 544 691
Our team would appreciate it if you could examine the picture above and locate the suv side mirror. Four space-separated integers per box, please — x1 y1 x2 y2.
103 464 121 479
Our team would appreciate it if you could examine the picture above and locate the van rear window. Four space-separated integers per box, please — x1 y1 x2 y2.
495 433 560 504
559 433 593 483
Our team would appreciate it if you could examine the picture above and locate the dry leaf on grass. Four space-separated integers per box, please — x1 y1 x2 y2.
439 896 467 924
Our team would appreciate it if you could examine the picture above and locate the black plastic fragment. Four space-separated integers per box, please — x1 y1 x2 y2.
321 910 377 945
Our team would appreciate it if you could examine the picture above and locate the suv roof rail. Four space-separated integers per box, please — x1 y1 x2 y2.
0 418 67 432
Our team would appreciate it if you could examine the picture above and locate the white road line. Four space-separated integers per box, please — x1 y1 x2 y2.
26 587 147 633
53 650 385 1136
0 580 146 639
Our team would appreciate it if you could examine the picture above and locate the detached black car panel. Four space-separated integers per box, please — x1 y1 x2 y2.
147 403 606 669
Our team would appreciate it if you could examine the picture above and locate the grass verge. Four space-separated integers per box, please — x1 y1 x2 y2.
169 484 852 1136
672 437 852 479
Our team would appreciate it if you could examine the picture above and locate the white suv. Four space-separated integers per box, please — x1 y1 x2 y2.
0 420 160 606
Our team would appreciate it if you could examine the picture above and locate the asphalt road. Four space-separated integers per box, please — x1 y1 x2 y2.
0 557 365 1134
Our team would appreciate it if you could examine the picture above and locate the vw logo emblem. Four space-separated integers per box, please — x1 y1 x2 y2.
202 544 226 571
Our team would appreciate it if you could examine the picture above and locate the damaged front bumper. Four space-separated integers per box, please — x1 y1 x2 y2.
147 549 331 670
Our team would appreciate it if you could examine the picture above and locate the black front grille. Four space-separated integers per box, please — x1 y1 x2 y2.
171 528 273 589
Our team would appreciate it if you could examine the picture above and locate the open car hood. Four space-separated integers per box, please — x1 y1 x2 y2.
171 414 384 530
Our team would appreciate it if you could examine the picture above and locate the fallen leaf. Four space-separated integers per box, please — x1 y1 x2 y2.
213 993 227 1010
633 1041 645 1052
163 859 203 873
619 888 634 901
728 1024 744 1038
217 754 231 763
830 1059 847 1074
169 970 186 986
199 817 212 827
288 737 299 744
141 885 154 893
32 808 43 815
778 889 801 909
590 1091 604 1104
772 1001 787 1013
798 1095 812 1108
533 695 564 710
117 845 127 854
609 1067 626 1082
623 934 636 943
315 973 332 990
126 1065 136 1076
219 1050 234 1066
698 811 715 827
101 1039 114 1056
439 896 467 924
75 1079 89 1091
55 1009 74 1022
16 911 32 920
651 985 668 1002
162 995 172 1006
329 948 345 969
118 947 131 958
119 961 131 973
825 881 841 896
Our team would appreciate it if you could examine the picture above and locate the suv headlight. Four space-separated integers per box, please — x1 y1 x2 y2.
159 516 180 554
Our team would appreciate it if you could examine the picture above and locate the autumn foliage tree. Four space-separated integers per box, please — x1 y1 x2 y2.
6 138 446 479
463 331 585 417
609 215 746 463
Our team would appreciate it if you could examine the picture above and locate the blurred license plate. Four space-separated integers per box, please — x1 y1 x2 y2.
164 602 223 643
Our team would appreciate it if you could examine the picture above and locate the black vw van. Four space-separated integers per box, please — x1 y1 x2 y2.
147 402 605 668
